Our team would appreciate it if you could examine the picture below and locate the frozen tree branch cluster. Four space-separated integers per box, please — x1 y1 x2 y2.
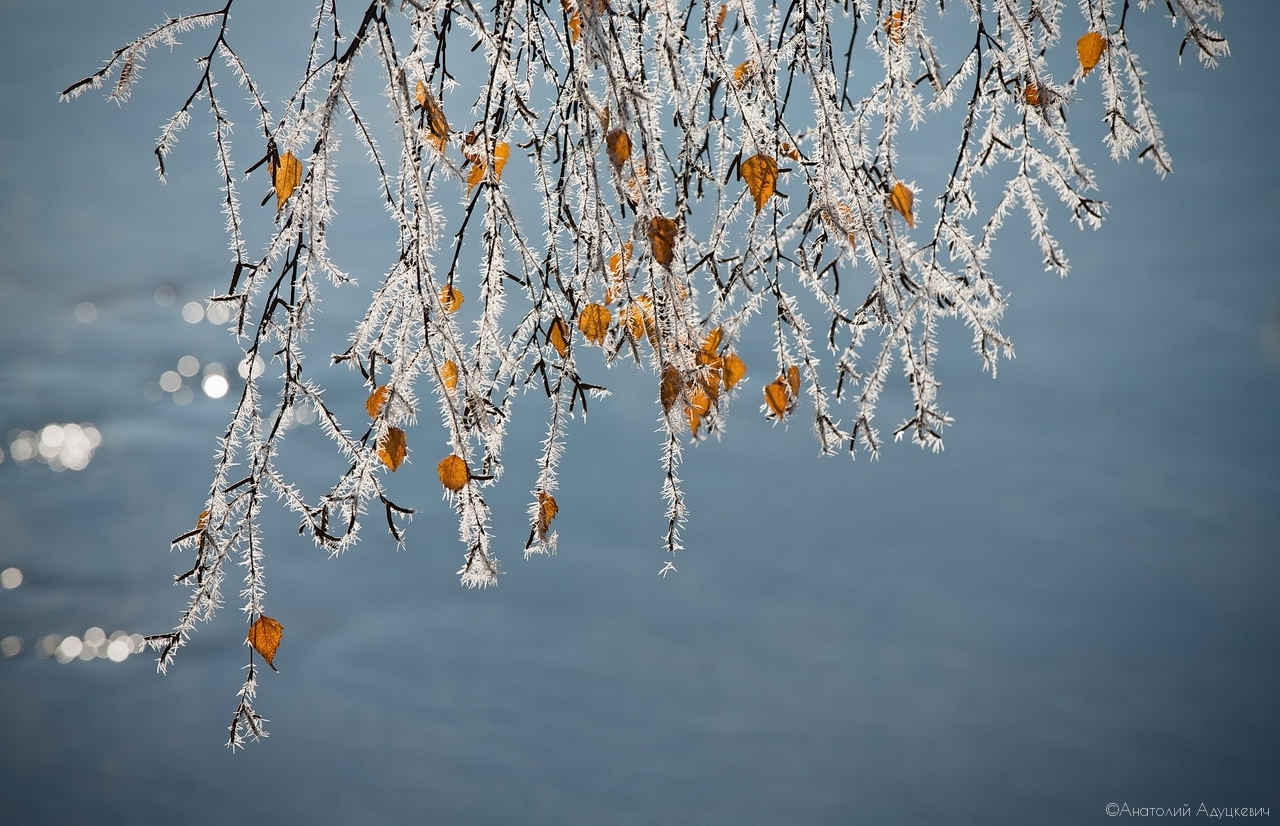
64 0 1226 746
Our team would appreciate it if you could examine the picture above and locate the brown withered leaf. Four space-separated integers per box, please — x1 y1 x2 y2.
549 316 570 357
366 385 391 418
416 82 450 153
568 11 582 42
536 490 558 541
606 129 631 169
1077 31 1106 76
700 327 724 360
378 426 407 472
890 182 915 228
441 285 464 314
732 60 756 86
578 303 611 345
723 352 747 389
437 453 469 492
247 614 284 671
271 151 303 213
442 360 459 392
649 216 678 268
1024 81 1041 106
660 365 682 412
786 364 801 397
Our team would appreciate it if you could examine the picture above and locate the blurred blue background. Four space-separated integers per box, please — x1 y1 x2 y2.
1 2 1277 823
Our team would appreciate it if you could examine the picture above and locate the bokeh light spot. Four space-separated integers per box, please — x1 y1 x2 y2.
75 301 98 323
181 301 204 323
1 567 23 589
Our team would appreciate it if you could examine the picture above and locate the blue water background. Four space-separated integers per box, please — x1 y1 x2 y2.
1 2 1277 823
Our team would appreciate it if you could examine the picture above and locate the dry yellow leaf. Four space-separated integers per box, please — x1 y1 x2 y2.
723 352 746 389
650 216 678 268
536 490 558 541
732 60 756 86
437 453 469 491
195 510 210 530
366 385 390 418
271 151 303 213
247 614 284 671
1024 81 1041 106
781 142 801 161
606 129 631 169
786 364 800 397
578 303 611 345
442 360 459 392
608 242 633 280
466 162 485 194
1077 31 1106 76
549 316 570 357
378 426 407 472
890 181 915 228
568 11 582 42
441 284 464 313
740 154 778 214
416 81 449 153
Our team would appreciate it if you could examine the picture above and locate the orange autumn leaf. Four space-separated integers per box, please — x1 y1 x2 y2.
549 316 570 357
377 426 407 471
442 359 459 392
493 141 510 179
626 295 656 344
699 327 724 360
578 303 611 345
686 383 712 434
723 352 747 389
884 10 906 44
649 215 678 268
568 11 582 42
740 153 778 214
535 490 558 541
366 385 390 418
714 3 727 34
764 379 790 419
415 81 449 152
608 242 633 280
732 60 756 86
437 453 469 492
890 181 915 228
1024 81 1041 106
465 141 510 194
606 129 631 169
1077 31 1106 76
271 151 303 213
764 366 800 419
780 142 801 161
466 162 485 193
441 284 464 313
247 614 284 671
195 509 210 530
